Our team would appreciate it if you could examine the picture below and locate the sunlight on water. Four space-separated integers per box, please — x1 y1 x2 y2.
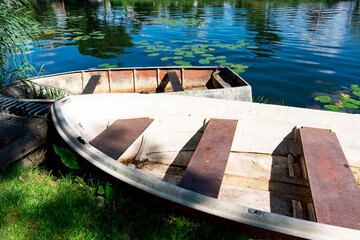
28 0 360 108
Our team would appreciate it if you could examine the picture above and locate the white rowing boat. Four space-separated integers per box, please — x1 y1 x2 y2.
51 93 360 239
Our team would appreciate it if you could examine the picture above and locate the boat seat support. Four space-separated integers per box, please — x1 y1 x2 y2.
299 127 360 230
90 118 153 160
82 75 101 94
178 118 237 198
156 71 184 92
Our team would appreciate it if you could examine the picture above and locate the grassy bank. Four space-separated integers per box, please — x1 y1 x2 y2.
0 163 256 240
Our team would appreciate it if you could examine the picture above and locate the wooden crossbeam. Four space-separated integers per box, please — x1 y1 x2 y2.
82 75 101 94
178 119 237 198
156 71 184 93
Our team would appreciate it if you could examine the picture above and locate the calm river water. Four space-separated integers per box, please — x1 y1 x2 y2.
28 0 360 109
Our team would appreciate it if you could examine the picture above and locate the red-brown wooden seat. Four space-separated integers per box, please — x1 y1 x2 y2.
90 118 153 160
178 118 238 198
299 127 360 230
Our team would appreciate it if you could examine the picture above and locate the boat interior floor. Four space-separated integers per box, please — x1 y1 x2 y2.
87 117 360 229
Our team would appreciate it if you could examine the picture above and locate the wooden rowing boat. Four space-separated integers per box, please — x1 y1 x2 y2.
51 93 360 239
0 66 252 103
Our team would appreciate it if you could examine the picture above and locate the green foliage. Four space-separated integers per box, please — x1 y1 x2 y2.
0 163 254 239
53 145 80 170
314 96 331 103
0 0 41 85
22 80 75 99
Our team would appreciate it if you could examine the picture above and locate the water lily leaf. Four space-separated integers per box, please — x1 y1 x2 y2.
174 51 185 55
216 56 226 59
233 69 245 74
199 40 209 43
343 103 359 109
184 41 193 43
314 96 331 103
53 145 80 170
98 63 110 68
350 85 360 91
184 54 195 58
106 65 117 68
170 40 179 43
212 41 221 43
215 60 227 64
154 41 163 44
353 90 360 97
194 51 206 54
148 53 160 57
206 57 216 60
136 45 147 48
144 50 156 52
201 54 213 57
173 56 183 60
237 40 245 43
324 105 345 112
199 59 210 64
208 48 215 51
161 57 172 61
247 46 258 49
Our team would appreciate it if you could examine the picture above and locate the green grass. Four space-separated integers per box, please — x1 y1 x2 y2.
0 163 256 240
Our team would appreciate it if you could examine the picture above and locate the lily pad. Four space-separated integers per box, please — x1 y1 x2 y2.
233 69 245 74
343 103 359 109
215 60 227 64
201 54 213 57
174 51 185 55
314 96 331 103
184 54 195 58
106 65 117 68
351 85 360 91
161 57 172 61
98 63 110 68
247 46 258 49
199 59 210 64
353 90 360 97
148 53 160 57
206 57 216 60
173 56 183 60
194 51 206 54
154 41 163 44
216 56 226 59
324 105 345 112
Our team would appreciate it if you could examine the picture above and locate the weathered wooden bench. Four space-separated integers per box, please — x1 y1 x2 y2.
82 75 101 94
90 118 153 160
156 71 184 93
299 127 360 230
178 118 238 198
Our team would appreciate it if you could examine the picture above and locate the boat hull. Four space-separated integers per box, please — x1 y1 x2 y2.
51 93 360 239
1 66 252 102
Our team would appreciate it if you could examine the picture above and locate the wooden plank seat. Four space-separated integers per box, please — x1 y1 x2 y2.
178 118 238 198
156 71 184 93
299 127 360 230
82 75 101 94
90 118 153 160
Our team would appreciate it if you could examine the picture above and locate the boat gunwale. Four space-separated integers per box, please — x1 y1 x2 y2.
51 93 360 240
